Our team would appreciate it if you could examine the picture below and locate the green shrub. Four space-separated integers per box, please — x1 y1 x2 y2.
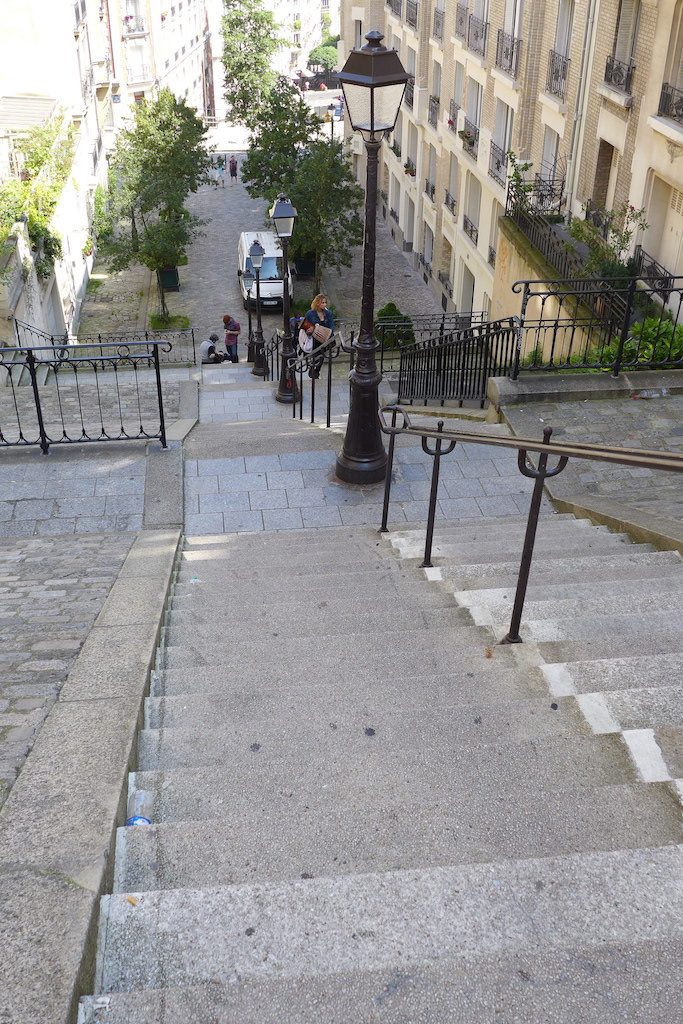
375 302 415 349
149 313 190 330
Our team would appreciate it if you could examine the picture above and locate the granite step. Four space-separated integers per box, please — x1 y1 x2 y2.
129 732 638 824
501 610 683 645
170 575 455 608
114 782 681 894
78 938 683 1024
541 653 683 698
536 631 683 665
388 535 637 567
573 685 683 735
94 845 683 994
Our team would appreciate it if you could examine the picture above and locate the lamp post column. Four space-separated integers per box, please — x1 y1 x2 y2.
335 138 386 483
275 234 298 403
246 287 255 362
251 268 267 377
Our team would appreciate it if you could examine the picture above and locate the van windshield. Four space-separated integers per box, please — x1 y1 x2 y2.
245 256 283 281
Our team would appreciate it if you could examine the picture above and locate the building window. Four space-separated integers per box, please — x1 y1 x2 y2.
354 20 363 48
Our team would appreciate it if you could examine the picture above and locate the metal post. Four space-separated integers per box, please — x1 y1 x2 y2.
612 276 637 377
326 342 333 429
152 343 167 449
275 235 298 403
501 427 568 643
251 269 267 377
246 290 255 362
26 349 50 454
380 407 398 532
420 421 457 567
335 138 387 483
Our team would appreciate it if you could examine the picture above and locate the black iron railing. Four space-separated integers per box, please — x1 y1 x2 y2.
496 30 521 76
337 312 488 374
291 338 343 428
455 3 468 40
14 319 196 365
428 95 440 127
405 77 415 108
444 190 457 215
404 156 416 176
389 0 402 15
489 140 507 186
461 117 479 158
406 0 418 28
532 174 565 212
584 199 610 240
506 182 587 283
448 99 460 131
468 15 488 58
425 178 436 200
547 49 570 99
379 407 683 641
605 55 635 93
463 213 479 244
512 275 683 375
433 8 444 40
633 245 675 298
658 82 683 125
488 245 496 268
0 339 169 454
396 318 517 407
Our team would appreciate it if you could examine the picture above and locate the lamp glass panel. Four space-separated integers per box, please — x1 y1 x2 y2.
273 215 295 237
341 81 372 132
249 242 264 269
372 82 406 133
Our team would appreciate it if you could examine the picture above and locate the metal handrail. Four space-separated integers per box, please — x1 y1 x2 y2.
378 405 683 642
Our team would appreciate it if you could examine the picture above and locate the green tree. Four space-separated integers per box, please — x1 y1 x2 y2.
288 141 363 293
221 0 282 127
307 44 338 71
100 88 210 316
241 79 321 202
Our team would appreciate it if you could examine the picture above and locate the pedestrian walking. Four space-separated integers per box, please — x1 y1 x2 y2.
199 334 225 364
216 156 226 188
229 155 238 186
302 293 334 378
223 314 241 363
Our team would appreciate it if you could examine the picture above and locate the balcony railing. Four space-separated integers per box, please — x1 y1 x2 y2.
460 117 479 159
468 15 488 58
448 99 460 132
533 174 565 212
123 14 147 34
455 3 468 40
417 252 432 277
389 0 403 16
390 207 399 223
658 82 683 126
463 213 479 245
428 95 440 127
425 178 436 201
406 0 418 28
488 140 507 187
437 269 453 297
547 49 570 100
444 190 457 215
634 244 675 298
405 77 415 109
433 8 444 40
128 65 152 82
404 156 416 176
390 140 402 159
604 55 635 94
488 245 496 268
496 29 521 77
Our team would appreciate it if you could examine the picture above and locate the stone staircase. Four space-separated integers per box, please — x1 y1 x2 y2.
79 518 683 1022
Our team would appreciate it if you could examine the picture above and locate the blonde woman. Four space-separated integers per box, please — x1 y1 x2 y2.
304 294 335 378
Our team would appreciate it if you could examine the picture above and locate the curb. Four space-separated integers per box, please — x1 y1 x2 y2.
0 529 181 1024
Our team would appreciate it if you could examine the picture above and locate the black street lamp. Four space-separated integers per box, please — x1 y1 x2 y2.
270 194 299 404
242 267 255 362
249 239 268 377
335 31 409 483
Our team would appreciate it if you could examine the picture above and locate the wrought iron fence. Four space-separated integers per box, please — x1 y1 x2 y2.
397 318 518 407
468 14 488 58
444 190 457 215
461 118 479 158
463 213 479 245
512 275 683 375
379 407 683 641
13 319 196 366
428 95 440 127
633 245 676 298
337 312 488 374
496 30 521 76
405 77 415 108
658 82 683 125
425 178 436 201
448 99 460 132
455 3 468 40
290 339 345 428
489 140 507 186
605 55 635 93
547 49 570 100
0 340 169 453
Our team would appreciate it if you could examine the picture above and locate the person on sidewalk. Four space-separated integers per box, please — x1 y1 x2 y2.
216 156 226 188
223 314 241 363
228 155 238 186
304 293 334 379
199 334 225 364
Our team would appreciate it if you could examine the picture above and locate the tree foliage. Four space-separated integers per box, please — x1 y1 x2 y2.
307 44 338 71
221 0 282 127
241 80 321 202
99 88 210 315
288 141 363 293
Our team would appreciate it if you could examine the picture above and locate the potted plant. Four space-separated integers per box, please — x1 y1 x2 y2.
82 236 94 258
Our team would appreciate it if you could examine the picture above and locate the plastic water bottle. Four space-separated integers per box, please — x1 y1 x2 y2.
126 789 153 826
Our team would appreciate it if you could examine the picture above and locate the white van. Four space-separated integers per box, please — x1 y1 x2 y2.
237 231 293 311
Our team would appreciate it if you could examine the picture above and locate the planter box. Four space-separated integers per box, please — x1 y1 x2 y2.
160 266 180 291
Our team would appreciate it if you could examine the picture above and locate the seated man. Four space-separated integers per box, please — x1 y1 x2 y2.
199 334 225 364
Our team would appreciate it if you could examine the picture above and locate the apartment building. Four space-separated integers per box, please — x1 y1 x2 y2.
340 0 683 321
266 0 324 78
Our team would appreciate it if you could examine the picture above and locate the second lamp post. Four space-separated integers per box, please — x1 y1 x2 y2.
269 194 299 404
249 239 268 377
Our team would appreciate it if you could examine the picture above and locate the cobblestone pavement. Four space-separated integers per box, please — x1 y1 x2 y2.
504 394 683 522
0 532 133 807
77 262 154 337
0 370 182 447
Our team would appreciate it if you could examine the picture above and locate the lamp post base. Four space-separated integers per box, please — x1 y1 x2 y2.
335 448 387 483
335 374 387 483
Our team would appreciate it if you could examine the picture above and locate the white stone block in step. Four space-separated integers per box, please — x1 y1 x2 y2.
423 566 443 582
622 729 671 783
540 663 577 698
576 693 621 735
